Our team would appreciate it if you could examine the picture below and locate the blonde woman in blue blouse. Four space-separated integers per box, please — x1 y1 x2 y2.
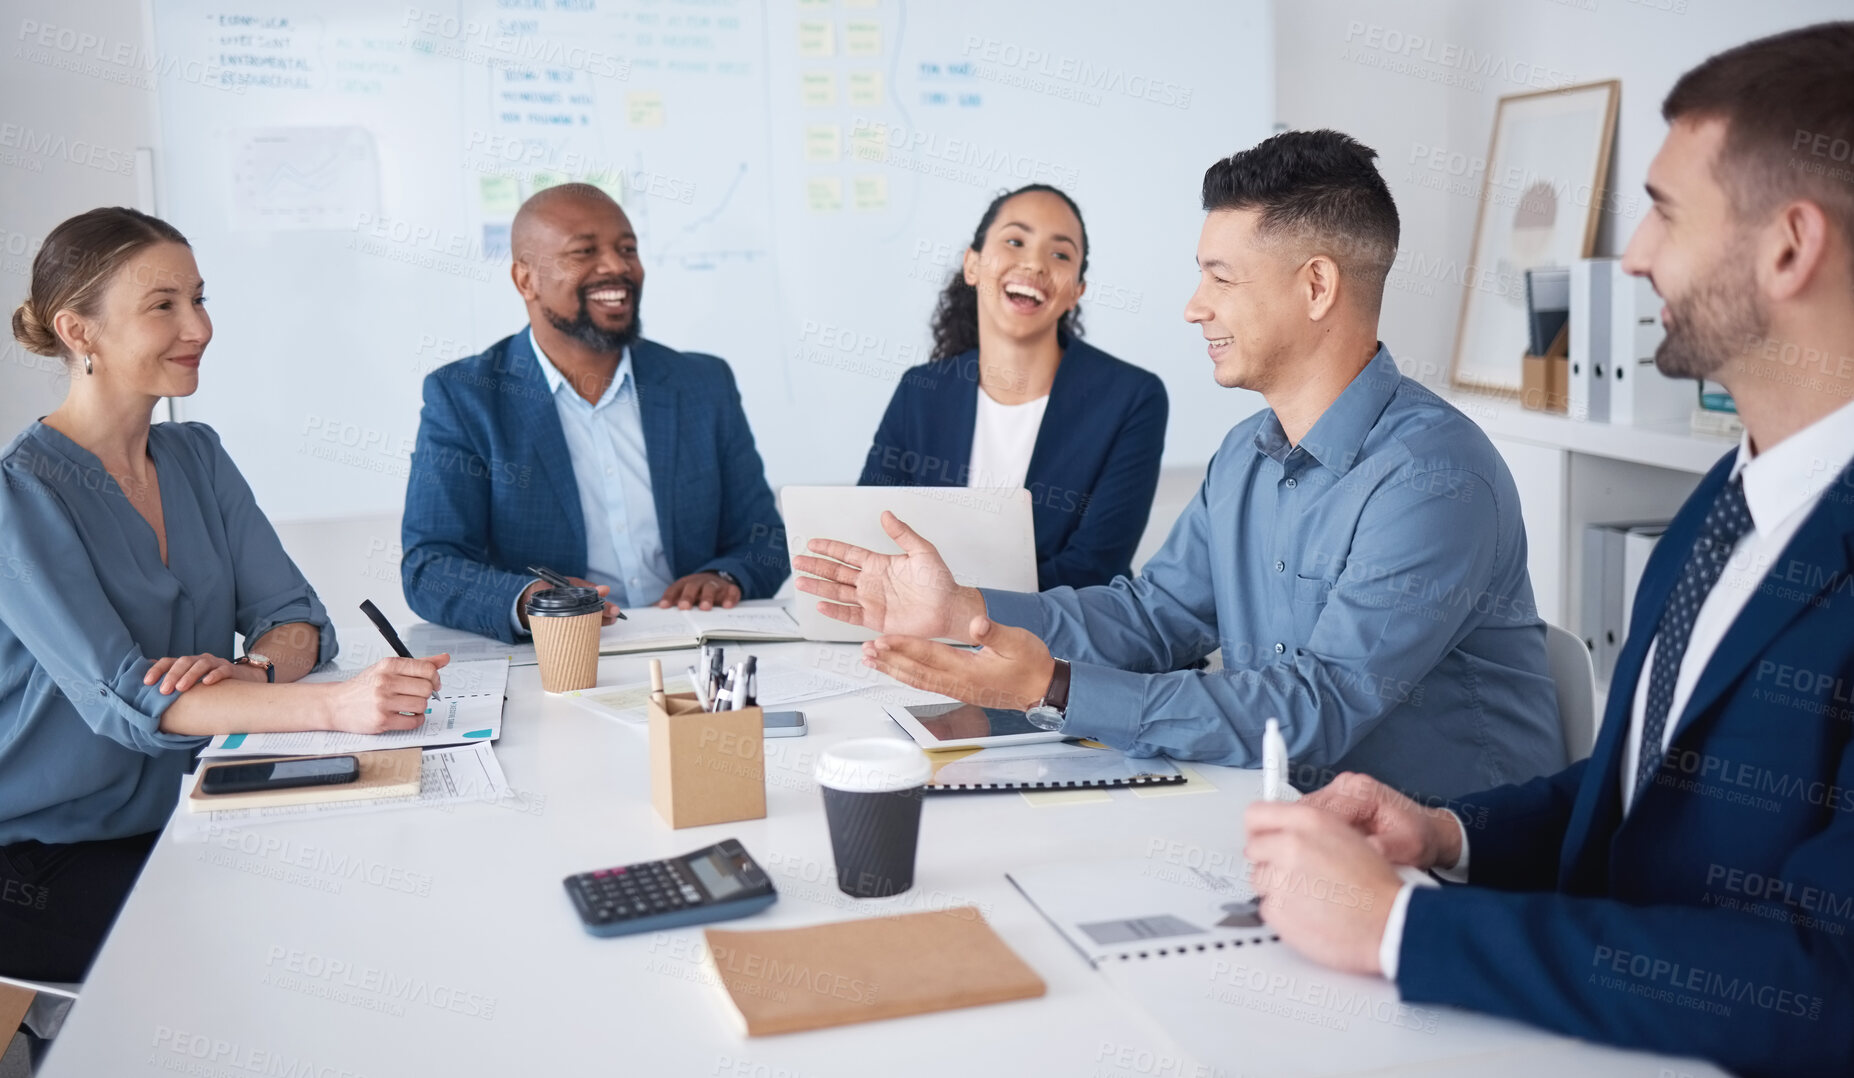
0 208 449 987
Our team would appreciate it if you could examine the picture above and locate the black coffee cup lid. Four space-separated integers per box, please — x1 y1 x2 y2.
525 585 604 616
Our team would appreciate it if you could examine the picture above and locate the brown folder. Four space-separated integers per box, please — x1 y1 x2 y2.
702 907 1046 1035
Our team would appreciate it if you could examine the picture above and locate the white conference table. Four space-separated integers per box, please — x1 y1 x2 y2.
43 640 1725 1078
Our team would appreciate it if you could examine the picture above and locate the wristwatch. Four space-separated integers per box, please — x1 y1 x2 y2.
236 652 275 683
1025 659 1072 732
711 570 740 589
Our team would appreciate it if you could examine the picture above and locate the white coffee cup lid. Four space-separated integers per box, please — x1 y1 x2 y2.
814 738 931 793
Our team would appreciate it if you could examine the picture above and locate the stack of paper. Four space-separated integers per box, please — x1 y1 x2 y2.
198 657 510 759
597 605 802 655
561 660 867 727
169 743 515 842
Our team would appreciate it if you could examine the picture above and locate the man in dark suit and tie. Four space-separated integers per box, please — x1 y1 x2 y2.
401 184 787 642
1244 23 1854 1078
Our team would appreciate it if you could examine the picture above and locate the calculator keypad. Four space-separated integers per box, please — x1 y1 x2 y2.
571 859 707 925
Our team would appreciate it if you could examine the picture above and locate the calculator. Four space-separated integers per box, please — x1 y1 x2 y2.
563 838 778 938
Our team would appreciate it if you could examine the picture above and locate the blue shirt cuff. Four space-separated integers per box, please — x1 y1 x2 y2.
1058 661 1147 748
107 664 208 753
980 588 1047 635
510 586 533 638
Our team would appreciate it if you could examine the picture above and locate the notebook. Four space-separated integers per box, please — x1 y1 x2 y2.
701 907 1045 1035
1011 858 1553 1074
925 741 1185 793
1008 857 1274 967
186 748 422 812
198 657 509 759
597 604 802 655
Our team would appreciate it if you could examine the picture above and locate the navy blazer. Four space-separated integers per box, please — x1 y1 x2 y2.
1396 450 1854 1077
858 338 1167 589
401 330 788 642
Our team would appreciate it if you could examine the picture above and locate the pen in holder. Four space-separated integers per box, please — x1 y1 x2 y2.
648 691 767 829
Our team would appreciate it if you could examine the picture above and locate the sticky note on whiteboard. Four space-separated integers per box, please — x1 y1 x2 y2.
848 70 883 108
848 123 887 165
804 125 842 163
800 70 836 107
806 177 843 212
479 174 521 216
853 174 887 211
845 20 882 57
797 19 833 58
584 170 626 205
626 91 666 128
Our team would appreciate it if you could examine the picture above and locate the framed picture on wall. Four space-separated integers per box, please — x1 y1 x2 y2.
1449 80 1620 393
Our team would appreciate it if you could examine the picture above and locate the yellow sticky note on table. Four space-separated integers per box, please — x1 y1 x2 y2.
848 122 887 165
797 19 834 58
806 176 843 212
1132 764 1219 798
803 124 842 164
626 90 666 128
1021 788 1115 807
847 70 883 108
478 174 521 216
852 173 887 210
800 70 837 107
845 19 881 57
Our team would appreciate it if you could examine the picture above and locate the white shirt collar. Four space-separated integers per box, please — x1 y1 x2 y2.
529 327 631 408
1729 393 1854 536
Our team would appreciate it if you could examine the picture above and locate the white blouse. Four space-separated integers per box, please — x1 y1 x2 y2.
967 389 1050 490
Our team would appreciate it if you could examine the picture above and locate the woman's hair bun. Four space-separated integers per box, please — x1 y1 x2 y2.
11 298 63 357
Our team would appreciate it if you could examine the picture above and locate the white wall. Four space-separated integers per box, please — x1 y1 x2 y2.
0 0 159 440
5 0 1846 512
1273 0 1851 388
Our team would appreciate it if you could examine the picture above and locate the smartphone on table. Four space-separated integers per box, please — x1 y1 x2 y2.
762 711 806 738
200 755 361 795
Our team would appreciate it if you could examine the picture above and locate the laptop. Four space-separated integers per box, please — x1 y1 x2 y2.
779 485 1039 643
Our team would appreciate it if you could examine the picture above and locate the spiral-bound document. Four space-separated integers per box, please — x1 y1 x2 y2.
925 741 1185 793
1008 857 1273 967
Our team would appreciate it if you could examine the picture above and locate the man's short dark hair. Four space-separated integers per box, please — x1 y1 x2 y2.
1662 21 1854 271
1201 130 1401 312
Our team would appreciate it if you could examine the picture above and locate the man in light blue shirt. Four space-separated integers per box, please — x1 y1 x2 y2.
402 184 787 643
515 329 673 629
796 131 1564 802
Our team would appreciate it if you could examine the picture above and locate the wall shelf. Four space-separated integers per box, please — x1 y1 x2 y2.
1441 390 1736 476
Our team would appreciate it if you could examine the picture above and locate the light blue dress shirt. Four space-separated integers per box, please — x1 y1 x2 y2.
983 346 1565 802
517 329 674 623
0 421 337 844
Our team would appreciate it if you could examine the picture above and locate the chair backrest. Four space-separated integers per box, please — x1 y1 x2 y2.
1545 622 1599 762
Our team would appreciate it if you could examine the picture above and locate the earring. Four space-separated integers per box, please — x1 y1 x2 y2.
84 354 94 376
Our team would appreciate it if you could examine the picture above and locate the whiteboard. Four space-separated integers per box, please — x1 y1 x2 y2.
152 0 1271 522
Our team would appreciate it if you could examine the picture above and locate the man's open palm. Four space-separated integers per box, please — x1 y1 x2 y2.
793 511 980 641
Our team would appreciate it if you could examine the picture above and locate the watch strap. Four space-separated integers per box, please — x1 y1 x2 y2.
237 655 276 683
1039 659 1071 713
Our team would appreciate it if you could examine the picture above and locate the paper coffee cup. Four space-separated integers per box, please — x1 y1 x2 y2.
814 739 932 898
526 585 603 693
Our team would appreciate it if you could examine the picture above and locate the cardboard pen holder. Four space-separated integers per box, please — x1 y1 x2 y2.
649 692 767 829
1521 323 1571 414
